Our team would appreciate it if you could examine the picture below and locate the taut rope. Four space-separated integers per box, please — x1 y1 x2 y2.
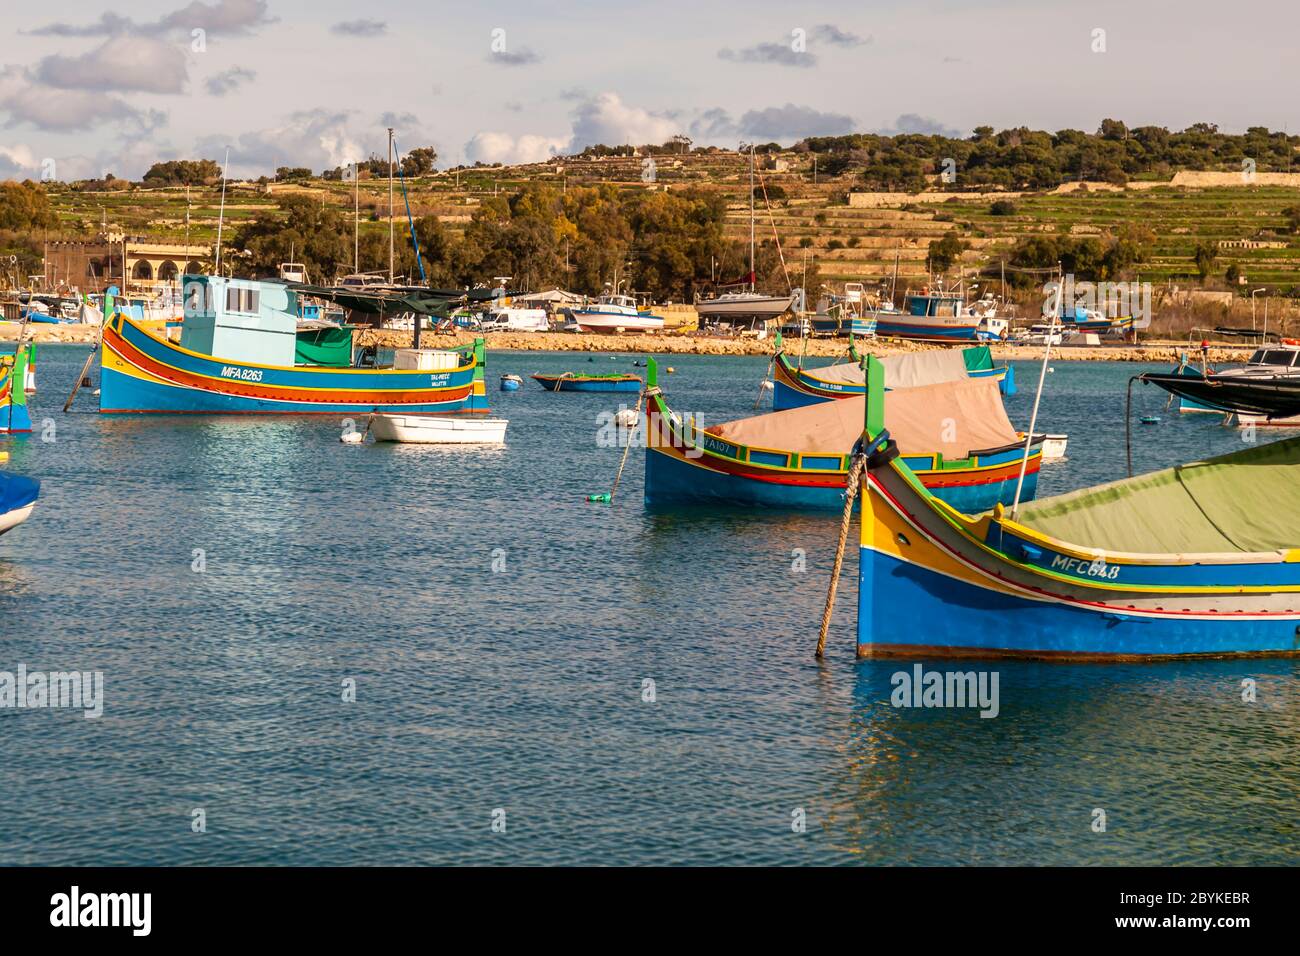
815 451 867 659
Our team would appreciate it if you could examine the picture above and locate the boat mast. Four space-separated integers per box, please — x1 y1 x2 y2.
749 144 756 293
214 146 230 275
387 127 395 283
1011 265 1062 519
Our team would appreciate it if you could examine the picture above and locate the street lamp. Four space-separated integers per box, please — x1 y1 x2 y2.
1250 288 1266 331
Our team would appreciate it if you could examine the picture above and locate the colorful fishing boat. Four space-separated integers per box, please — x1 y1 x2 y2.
867 290 983 341
644 358 1042 512
98 278 489 415
854 354 1300 660
772 334 1015 410
0 345 33 434
531 372 642 393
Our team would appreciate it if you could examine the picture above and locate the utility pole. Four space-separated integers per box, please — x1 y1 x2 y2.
387 128 395 283
353 162 359 274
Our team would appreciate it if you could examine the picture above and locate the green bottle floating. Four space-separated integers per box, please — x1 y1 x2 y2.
587 493 611 503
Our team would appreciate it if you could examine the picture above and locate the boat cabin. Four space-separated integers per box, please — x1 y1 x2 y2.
180 274 299 366
904 293 966 317
1246 346 1300 368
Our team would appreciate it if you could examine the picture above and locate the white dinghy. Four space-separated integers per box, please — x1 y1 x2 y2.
370 414 508 444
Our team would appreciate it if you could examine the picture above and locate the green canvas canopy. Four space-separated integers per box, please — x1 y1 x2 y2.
962 345 994 373
295 327 354 367
1014 435 1300 554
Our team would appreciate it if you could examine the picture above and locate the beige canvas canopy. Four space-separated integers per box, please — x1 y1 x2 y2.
707 376 1020 459
799 349 972 389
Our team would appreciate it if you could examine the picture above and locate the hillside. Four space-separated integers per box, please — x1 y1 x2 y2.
34 147 1300 298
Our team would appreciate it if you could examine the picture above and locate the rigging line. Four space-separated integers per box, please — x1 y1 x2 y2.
755 164 792 293
392 136 425 283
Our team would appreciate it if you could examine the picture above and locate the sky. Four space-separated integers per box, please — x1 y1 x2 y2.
2 0 1297 181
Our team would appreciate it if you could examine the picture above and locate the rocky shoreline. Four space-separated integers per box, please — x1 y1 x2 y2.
10 322 1254 363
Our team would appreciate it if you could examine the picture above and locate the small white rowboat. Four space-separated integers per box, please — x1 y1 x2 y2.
370 414 508 444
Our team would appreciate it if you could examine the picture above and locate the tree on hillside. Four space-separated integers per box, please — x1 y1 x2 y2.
0 181 56 231
1194 242 1218 282
142 159 223 186
400 147 437 177
928 233 967 272
1282 205 1300 233
232 194 351 279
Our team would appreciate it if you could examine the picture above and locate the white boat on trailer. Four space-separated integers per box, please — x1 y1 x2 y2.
370 414 508 444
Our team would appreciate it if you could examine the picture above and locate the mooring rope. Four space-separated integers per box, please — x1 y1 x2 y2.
1125 374 1141 477
608 388 645 502
815 451 867 659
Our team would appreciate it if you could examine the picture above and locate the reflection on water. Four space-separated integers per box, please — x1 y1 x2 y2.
0 346 1295 865
825 659 1300 865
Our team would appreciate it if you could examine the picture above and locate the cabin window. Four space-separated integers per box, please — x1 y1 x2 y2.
1254 349 1294 366
225 287 260 313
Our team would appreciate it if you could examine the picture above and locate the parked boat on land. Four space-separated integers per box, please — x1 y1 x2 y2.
532 372 641 393
567 294 664 334
772 333 1015 410
867 289 985 342
696 290 798 327
645 357 1042 513
370 414 508 444
855 356 1300 660
99 277 490 415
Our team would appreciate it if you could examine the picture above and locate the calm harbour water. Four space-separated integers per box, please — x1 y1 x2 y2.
0 342 1296 866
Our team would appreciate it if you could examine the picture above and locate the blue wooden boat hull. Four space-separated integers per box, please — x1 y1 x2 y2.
860 547 1300 658
874 318 981 341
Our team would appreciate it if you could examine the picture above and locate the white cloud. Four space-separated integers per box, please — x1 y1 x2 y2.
736 103 855 141
875 113 965 138
567 92 678 152
689 103 856 144
332 19 387 38
195 110 368 177
0 66 165 133
36 36 189 94
206 67 256 96
30 0 274 38
464 131 566 166
0 144 42 179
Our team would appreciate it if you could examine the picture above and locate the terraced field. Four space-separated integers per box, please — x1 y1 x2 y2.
39 152 1300 294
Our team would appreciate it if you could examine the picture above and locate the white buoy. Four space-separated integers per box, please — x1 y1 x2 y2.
615 408 638 427
760 379 773 391
340 431 364 444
